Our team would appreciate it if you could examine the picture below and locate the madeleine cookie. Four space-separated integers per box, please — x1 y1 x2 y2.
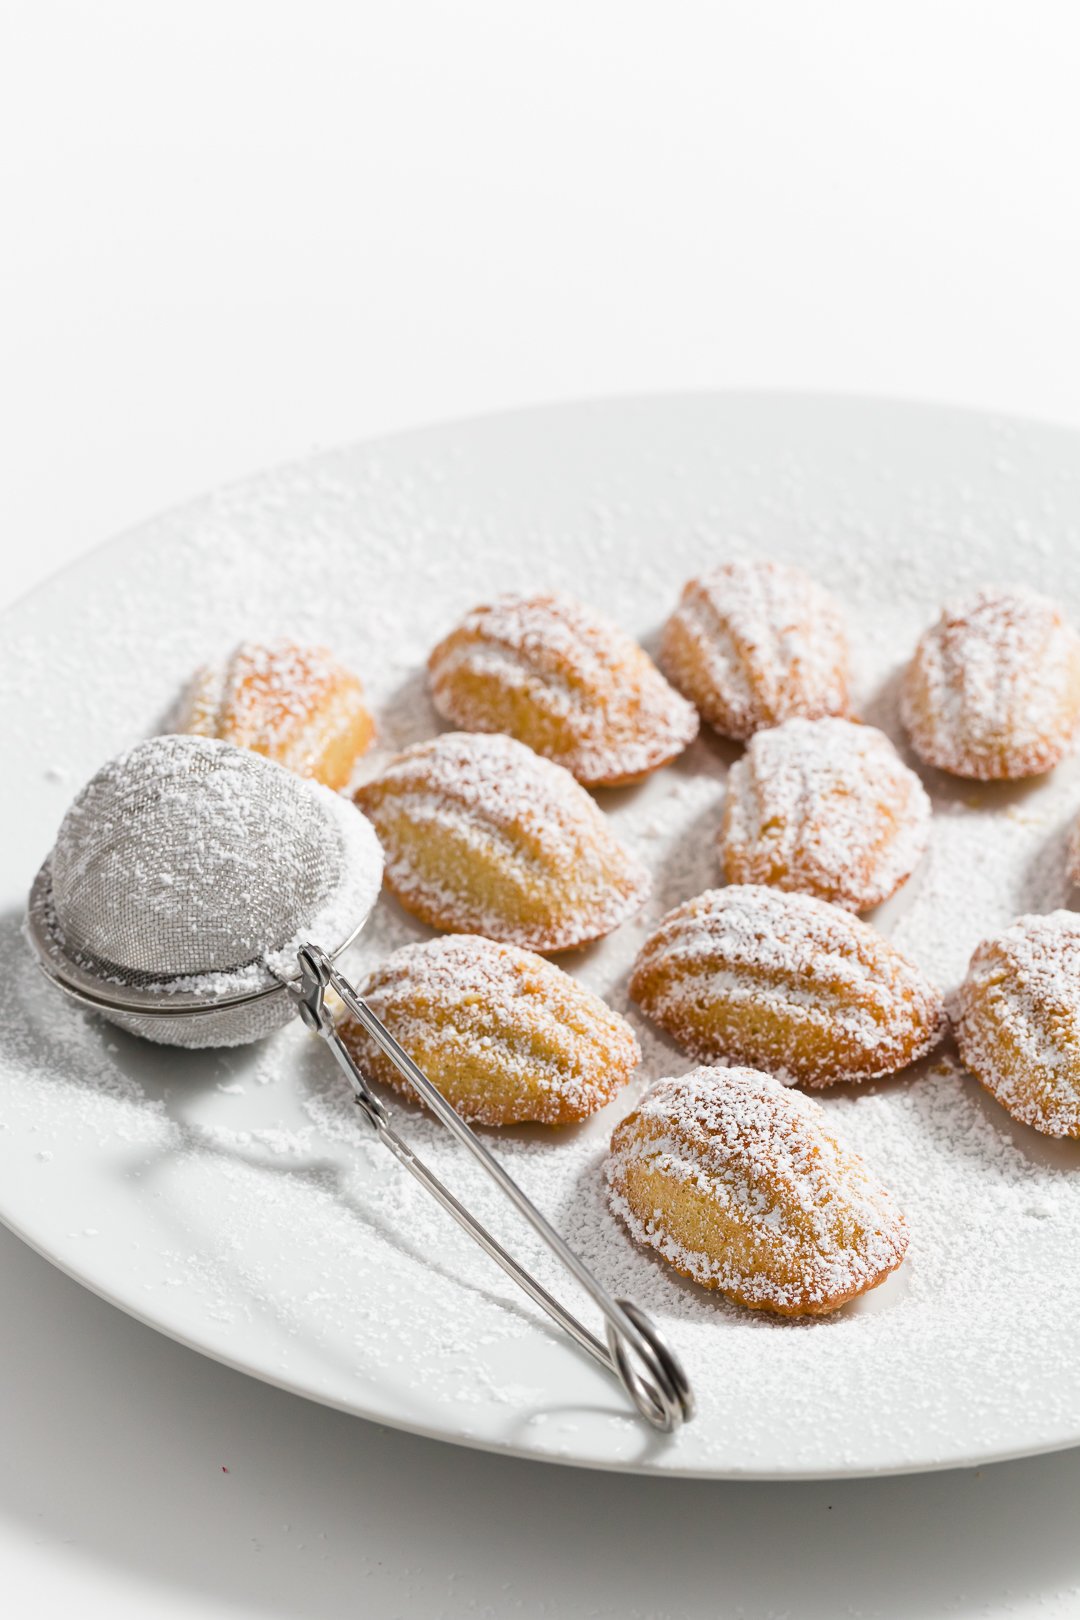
355 732 649 950
427 592 698 786
900 586 1080 780
339 934 640 1125
607 1066 908 1315
658 559 851 739
956 911 1080 1137
719 717 931 911
629 885 945 1087
175 641 375 789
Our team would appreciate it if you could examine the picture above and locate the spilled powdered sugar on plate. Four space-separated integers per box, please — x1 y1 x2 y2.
3 394 1080 1476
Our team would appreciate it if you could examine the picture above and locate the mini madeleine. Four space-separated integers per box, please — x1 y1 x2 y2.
339 933 640 1125
629 885 945 1087
355 732 650 951
900 586 1080 780
658 559 851 740
607 1066 908 1315
428 592 698 786
957 910 1080 1138
719 717 931 911
175 640 375 789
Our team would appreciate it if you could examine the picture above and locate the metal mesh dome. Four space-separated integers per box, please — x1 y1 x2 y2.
28 734 384 1047
50 735 342 982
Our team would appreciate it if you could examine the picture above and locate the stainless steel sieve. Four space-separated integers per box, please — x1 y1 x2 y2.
25 735 694 1433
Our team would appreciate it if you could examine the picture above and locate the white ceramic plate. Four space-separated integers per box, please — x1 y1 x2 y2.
4 393 1080 1480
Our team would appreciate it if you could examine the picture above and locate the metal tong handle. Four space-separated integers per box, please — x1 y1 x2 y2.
294 943 694 1435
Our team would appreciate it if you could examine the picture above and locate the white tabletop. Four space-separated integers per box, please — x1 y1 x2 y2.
5 4 1080 1614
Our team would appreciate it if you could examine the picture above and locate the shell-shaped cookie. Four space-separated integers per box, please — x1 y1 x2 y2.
339 934 640 1125
956 911 1080 1137
657 560 851 739
354 732 650 950
629 885 945 1087
900 586 1080 780
175 640 375 790
427 592 699 786
606 1066 908 1315
719 717 931 911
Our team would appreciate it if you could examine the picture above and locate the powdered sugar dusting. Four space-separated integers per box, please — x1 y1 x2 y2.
720 717 931 911
658 559 851 739
340 933 640 1125
428 591 698 785
630 885 946 1086
174 639 374 788
355 730 650 950
957 910 1080 1137
901 584 1080 779
606 1065 908 1312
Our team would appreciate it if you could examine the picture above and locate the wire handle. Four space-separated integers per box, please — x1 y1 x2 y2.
294 943 694 1434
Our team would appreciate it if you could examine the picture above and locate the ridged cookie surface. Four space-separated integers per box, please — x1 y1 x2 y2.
719 717 931 911
339 933 640 1125
629 885 945 1086
900 586 1080 780
607 1066 908 1315
175 640 375 789
428 592 698 785
658 560 851 739
956 910 1080 1138
355 732 650 950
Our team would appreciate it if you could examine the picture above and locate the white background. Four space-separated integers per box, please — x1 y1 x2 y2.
4 3 1080 1615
